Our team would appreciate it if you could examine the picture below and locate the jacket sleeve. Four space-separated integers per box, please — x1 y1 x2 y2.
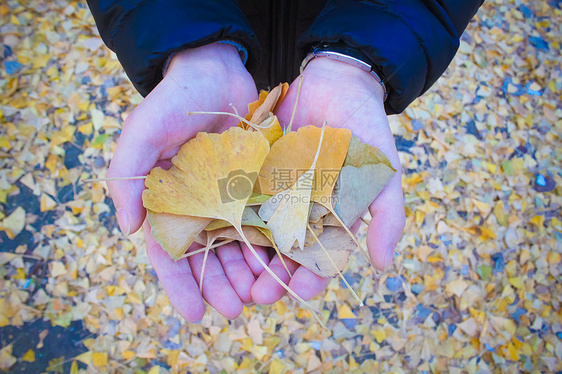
299 0 483 114
86 0 261 97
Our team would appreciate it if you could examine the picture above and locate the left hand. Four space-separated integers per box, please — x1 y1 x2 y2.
251 57 405 304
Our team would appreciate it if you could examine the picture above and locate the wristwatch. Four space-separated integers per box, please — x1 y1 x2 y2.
300 42 387 100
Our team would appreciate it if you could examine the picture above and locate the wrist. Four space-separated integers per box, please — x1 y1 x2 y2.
166 43 247 78
303 57 386 104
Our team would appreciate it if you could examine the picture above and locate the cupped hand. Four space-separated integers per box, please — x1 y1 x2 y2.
107 44 271 322
251 57 406 304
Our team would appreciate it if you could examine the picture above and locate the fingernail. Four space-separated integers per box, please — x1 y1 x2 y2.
193 319 202 324
244 302 256 308
117 209 130 236
384 245 395 271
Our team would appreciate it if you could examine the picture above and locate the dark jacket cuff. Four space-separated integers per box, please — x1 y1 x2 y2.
87 0 260 97
300 0 482 114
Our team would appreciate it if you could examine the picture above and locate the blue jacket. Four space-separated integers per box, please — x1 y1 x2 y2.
87 0 482 114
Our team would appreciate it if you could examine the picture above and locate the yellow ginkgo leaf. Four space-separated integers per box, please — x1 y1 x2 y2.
259 124 327 252
250 83 284 124
255 115 283 146
147 211 212 261
143 126 269 224
255 125 351 205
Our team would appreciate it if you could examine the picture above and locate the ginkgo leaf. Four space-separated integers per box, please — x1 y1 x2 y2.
259 124 326 252
273 82 289 113
255 125 351 201
143 126 269 224
147 211 212 261
284 227 356 277
206 226 273 248
322 213 340 227
238 83 288 130
343 135 396 170
236 83 286 145
306 224 363 305
205 207 277 249
255 115 283 146
302 219 323 247
255 125 366 259
334 164 396 227
250 83 284 124
333 136 396 227
239 91 268 131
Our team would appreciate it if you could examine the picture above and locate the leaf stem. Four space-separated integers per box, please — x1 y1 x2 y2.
286 75 303 134
199 241 212 292
187 111 265 130
235 224 326 329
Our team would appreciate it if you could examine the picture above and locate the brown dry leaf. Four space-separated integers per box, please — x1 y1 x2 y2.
143 127 269 224
302 219 324 247
309 203 330 223
284 227 356 277
258 124 326 252
206 226 272 248
333 136 396 227
322 213 341 227
205 207 276 249
146 211 212 261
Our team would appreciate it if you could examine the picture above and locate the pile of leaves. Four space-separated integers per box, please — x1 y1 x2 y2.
142 83 396 319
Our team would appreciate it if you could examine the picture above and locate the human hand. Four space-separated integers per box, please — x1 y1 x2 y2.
107 44 271 322
251 57 405 304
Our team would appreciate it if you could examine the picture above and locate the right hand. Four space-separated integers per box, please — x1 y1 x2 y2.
107 43 270 322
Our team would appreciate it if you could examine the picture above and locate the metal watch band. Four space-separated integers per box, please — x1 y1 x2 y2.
300 43 387 101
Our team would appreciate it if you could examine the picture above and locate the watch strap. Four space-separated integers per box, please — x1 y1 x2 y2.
300 42 387 100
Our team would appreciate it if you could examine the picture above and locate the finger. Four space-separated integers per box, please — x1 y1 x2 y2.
367 170 406 271
288 266 331 301
215 241 256 304
144 221 205 323
188 244 243 319
240 242 270 277
251 255 299 304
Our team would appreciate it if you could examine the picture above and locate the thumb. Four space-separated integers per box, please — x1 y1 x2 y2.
366 172 405 271
106 111 164 235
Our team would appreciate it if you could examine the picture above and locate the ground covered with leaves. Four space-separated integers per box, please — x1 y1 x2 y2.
0 0 561 372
